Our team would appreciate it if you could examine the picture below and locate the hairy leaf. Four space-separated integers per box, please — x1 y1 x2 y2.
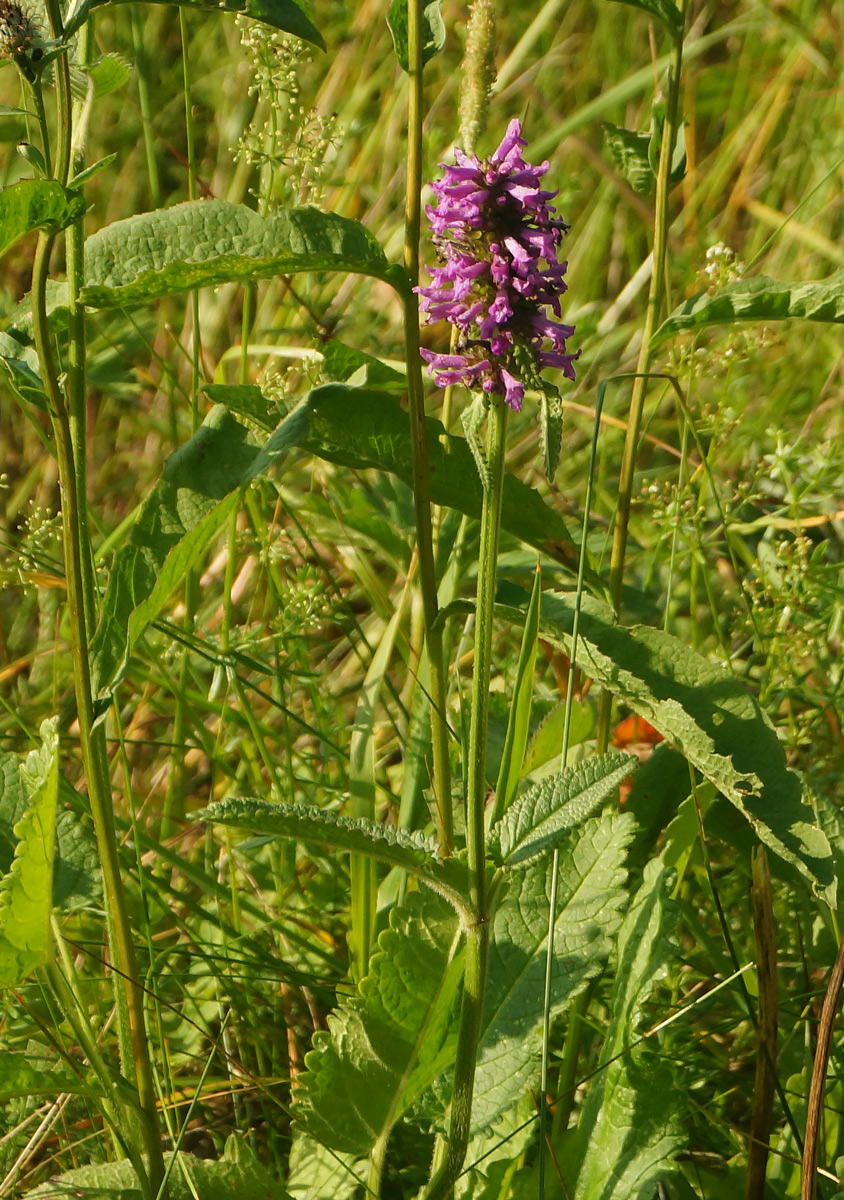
0 719 59 987
499 588 835 903
295 889 463 1156
64 0 324 47
0 180 85 260
469 813 634 1132
492 753 637 867
564 859 686 1200
607 0 683 38
203 797 469 913
80 201 397 309
654 268 844 344
386 0 446 71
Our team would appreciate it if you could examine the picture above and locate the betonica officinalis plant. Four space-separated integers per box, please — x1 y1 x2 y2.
1 0 844 1197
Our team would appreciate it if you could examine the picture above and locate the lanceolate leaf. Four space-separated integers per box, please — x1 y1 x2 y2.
607 0 683 39
468 813 634 1132
80 201 399 309
564 859 686 1200
202 798 470 912
0 719 59 988
653 268 844 344
64 0 324 48
499 588 835 903
295 889 464 1157
0 180 85 261
386 0 446 71
492 753 637 868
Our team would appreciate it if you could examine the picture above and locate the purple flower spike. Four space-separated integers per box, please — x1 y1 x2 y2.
416 119 580 412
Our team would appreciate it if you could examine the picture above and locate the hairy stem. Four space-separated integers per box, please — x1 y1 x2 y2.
425 399 507 1200
404 0 453 851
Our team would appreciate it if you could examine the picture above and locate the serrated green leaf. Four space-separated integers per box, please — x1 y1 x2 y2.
88 53 132 97
295 889 463 1156
0 719 59 988
493 753 637 867
522 699 596 780
79 201 397 309
202 797 470 912
64 0 324 48
603 122 653 194
468 813 634 1132
563 859 686 1200
539 384 564 480
607 0 683 38
654 268 844 344
386 0 446 71
498 588 835 904
0 180 85 260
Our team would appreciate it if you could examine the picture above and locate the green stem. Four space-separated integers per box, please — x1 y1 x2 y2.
425 399 507 1200
28 77 52 178
403 0 453 852
598 9 686 751
33 231 165 1194
131 6 162 208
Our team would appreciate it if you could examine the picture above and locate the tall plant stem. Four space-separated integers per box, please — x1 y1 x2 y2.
33 233 165 1195
32 3 164 1184
598 9 686 750
425 399 507 1200
403 0 453 851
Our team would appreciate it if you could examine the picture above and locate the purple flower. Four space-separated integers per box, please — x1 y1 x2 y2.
416 119 580 412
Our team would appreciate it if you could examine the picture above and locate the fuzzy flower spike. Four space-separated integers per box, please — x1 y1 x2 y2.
417 119 579 450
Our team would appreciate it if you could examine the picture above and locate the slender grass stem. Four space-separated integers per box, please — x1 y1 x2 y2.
598 6 687 751
425 398 507 1200
131 6 162 208
403 0 453 851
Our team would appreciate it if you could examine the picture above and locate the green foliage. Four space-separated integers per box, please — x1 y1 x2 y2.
500 587 835 902
556 859 685 1200
79 201 399 309
0 1054 100 1098
602 123 653 194
0 329 45 408
203 797 470 911
0 719 59 988
64 0 325 47
294 888 463 1156
0 180 85 260
491 753 637 868
286 1136 365 1199
655 267 844 343
468 813 634 1133
493 566 542 822
606 0 683 38
30 1135 294 1199
386 0 446 71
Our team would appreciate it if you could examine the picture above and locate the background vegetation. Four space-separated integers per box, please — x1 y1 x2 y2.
1 0 843 1197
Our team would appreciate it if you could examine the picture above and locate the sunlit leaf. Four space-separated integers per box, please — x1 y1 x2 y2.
654 268 844 344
